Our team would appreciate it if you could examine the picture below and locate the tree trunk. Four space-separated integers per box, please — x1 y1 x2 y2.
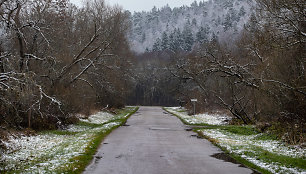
28 109 32 128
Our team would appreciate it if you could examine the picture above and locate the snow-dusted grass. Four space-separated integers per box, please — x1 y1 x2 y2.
0 107 138 173
80 112 114 124
1 123 119 173
164 107 306 174
164 107 231 125
199 129 306 174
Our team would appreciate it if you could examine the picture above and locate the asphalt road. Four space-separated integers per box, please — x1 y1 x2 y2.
84 106 255 174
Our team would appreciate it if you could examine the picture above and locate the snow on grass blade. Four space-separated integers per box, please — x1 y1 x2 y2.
0 107 138 173
164 107 231 125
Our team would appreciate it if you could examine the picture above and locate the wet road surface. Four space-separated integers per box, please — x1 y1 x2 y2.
84 106 255 174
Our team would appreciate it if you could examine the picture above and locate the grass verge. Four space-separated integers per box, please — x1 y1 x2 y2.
164 107 305 174
57 106 139 173
162 107 209 126
196 130 271 174
0 107 139 174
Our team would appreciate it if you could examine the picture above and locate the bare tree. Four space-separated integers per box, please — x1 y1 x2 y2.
167 0 305 143
0 0 133 129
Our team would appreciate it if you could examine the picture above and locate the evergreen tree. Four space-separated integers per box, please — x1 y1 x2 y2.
129 0 253 53
199 1 204 7
182 23 194 51
168 31 176 51
175 28 184 51
192 18 197 26
160 5 172 23
161 32 169 50
215 16 222 26
191 1 198 8
152 38 162 52
141 33 146 43
211 32 219 43
245 12 258 33
152 6 158 16
223 0 233 8
238 6 246 17
223 12 233 31
196 26 210 43
229 8 239 22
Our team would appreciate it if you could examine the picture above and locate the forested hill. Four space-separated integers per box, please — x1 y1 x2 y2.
128 0 255 53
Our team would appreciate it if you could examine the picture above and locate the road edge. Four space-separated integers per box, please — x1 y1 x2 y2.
162 107 268 174
74 106 139 174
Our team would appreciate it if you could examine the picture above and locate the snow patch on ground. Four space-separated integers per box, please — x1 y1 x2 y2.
164 107 305 174
80 111 115 124
0 109 126 173
164 107 231 125
66 124 91 132
201 129 306 174
1 131 94 172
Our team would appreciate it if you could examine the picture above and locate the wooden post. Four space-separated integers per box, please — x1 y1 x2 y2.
191 99 197 116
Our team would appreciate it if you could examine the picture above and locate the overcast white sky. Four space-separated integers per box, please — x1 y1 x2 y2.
70 0 199 12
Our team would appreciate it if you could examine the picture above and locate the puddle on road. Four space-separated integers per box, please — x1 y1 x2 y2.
185 128 192 131
190 134 260 173
149 127 182 131
115 154 124 159
211 153 261 174
211 153 240 164
163 112 177 117
190 134 202 139
94 155 103 163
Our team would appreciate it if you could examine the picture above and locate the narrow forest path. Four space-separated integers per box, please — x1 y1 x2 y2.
84 106 255 174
